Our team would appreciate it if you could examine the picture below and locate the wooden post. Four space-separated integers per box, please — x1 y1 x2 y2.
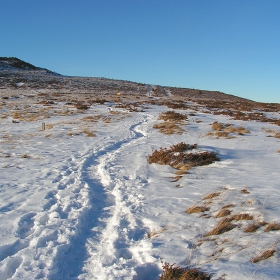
42 122 45 131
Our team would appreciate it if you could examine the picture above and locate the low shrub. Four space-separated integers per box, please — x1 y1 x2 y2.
158 111 187 122
159 262 211 280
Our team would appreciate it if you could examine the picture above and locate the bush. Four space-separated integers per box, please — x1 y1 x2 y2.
159 262 211 280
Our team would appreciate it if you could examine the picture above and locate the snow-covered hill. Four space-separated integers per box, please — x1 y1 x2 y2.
0 58 280 279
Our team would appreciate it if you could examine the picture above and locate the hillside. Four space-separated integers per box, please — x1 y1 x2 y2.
0 58 280 279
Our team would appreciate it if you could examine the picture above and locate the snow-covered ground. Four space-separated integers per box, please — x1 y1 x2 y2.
0 99 280 279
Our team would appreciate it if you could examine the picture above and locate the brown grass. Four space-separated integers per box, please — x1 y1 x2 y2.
46 124 53 130
186 205 210 214
204 218 236 236
83 130 95 137
82 115 102 122
202 192 220 200
147 228 166 238
159 262 211 280
251 249 276 263
225 126 250 135
215 131 229 138
153 122 184 135
21 154 30 158
215 209 231 218
212 122 224 131
244 223 261 233
222 204 234 209
75 103 89 110
231 213 253 221
170 176 183 182
240 189 250 194
275 132 280 138
209 122 250 138
264 222 280 232
158 111 187 122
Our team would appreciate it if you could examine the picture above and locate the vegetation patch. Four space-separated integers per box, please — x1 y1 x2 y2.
251 249 276 263
204 218 237 236
153 122 184 135
186 205 210 214
147 143 219 173
208 122 250 138
215 209 231 218
159 262 211 280
264 223 280 232
244 223 261 233
202 192 220 200
158 111 187 122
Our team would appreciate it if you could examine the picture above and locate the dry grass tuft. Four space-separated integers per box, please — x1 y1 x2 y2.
251 249 276 263
75 103 89 110
147 228 166 238
159 262 211 280
209 122 250 138
170 175 183 182
21 154 30 158
204 218 236 236
264 222 280 232
225 126 250 135
212 122 224 131
215 131 229 138
215 209 231 218
83 130 95 137
82 115 102 122
275 132 280 138
240 189 250 194
244 223 261 233
231 213 253 221
153 122 184 135
222 204 234 209
202 192 220 200
46 124 53 130
186 205 210 214
154 111 188 135
147 143 196 165
158 111 187 122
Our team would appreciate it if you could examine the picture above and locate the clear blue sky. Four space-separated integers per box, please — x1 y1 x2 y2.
1 0 280 103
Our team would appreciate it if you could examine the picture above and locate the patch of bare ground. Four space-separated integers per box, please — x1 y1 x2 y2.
159 262 211 280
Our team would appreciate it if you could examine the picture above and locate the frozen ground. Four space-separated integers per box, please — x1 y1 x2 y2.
0 96 280 279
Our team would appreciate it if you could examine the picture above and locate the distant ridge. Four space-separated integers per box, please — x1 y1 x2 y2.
0 57 263 104
0 57 60 75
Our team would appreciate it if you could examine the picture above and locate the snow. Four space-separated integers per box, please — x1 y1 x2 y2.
0 98 280 279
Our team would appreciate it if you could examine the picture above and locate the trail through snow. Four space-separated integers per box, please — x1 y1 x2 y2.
1 104 280 279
